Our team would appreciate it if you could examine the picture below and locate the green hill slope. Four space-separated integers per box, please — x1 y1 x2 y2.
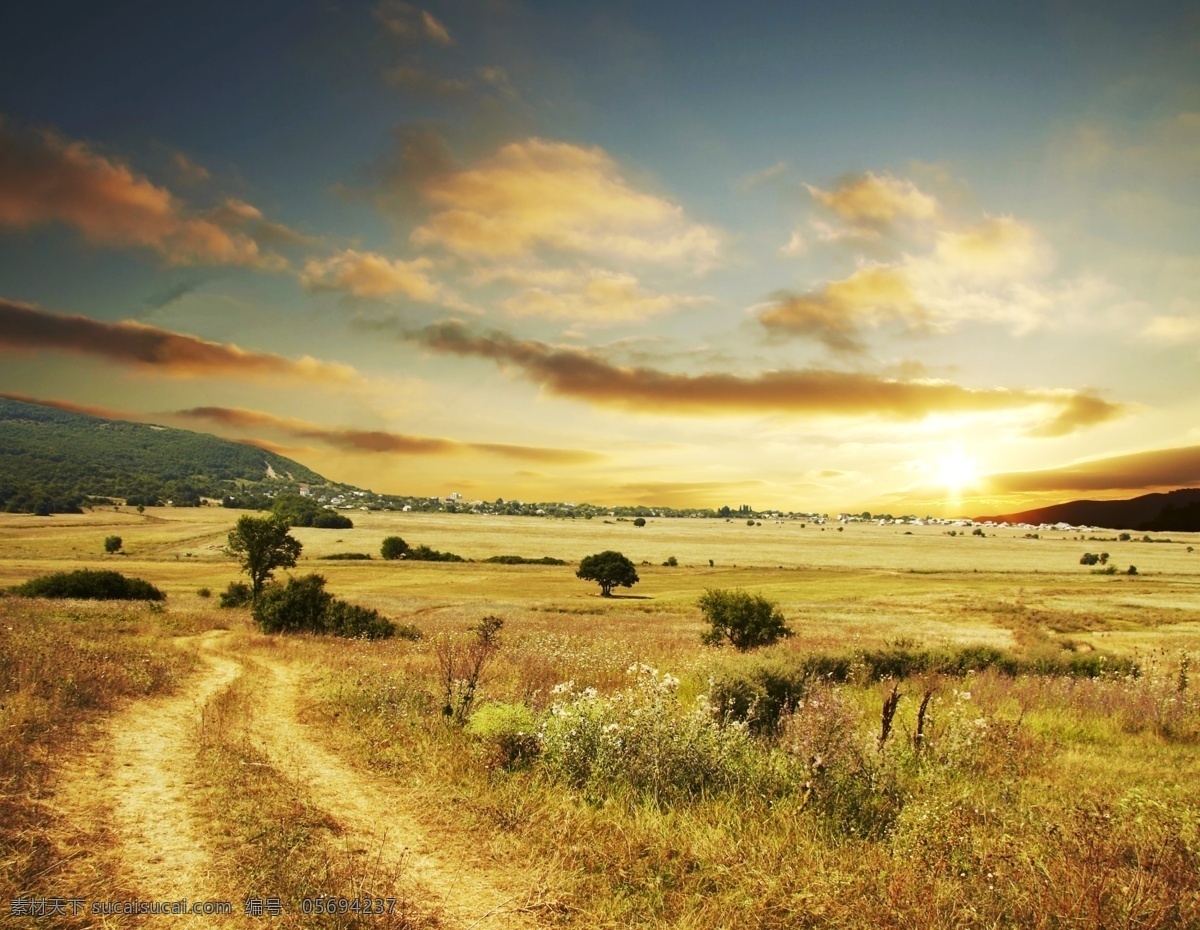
0 397 331 513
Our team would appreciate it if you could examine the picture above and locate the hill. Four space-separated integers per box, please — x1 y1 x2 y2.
0 396 332 514
976 488 1200 532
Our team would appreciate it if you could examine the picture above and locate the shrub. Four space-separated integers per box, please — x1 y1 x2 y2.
709 655 812 733
104 535 122 553
320 552 373 560
466 702 539 769
218 580 254 608
633 517 646 527
1119 532 1131 541
10 569 164 601
1127 565 1138 575
699 588 792 650
972 527 985 536
539 665 767 803
312 511 354 529
380 536 409 560
406 545 465 562
392 622 423 641
197 587 212 598
483 555 567 565
663 555 678 567
254 574 332 634
1080 552 1100 565
324 600 395 639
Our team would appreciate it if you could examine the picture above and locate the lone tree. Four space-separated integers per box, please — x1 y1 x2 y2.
104 535 122 553
226 515 302 599
381 536 409 560
698 588 792 651
577 550 639 597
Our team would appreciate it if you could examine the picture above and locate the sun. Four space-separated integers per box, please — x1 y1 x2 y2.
935 447 978 496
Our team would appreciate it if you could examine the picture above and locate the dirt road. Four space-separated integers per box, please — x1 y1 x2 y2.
48 630 547 928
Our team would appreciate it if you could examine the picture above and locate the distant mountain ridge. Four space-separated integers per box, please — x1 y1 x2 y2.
976 488 1200 532
0 396 331 513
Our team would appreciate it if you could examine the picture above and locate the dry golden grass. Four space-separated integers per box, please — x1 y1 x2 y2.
2 506 1199 927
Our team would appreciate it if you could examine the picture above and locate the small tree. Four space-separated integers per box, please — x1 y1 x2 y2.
226 515 302 600
699 588 792 651
380 536 409 560
104 535 123 553
633 517 646 527
577 550 639 597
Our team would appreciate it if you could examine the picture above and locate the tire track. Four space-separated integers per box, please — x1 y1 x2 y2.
50 629 241 925
243 652 546 929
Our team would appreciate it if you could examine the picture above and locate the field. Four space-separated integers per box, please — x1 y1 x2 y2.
2 506 1199 927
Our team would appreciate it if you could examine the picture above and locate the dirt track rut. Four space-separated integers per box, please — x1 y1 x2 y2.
50 630 545 928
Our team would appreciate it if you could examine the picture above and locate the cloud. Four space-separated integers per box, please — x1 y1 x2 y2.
736 161 788 192
985 445 1200 494
927 216 1050 284
806 171 940 230
1143 313 1200 342
301 249 441 301
1024 392 1127 438
0 391 132 421
780 230 807 256
169 151 210 184
0 123 273 267
375 2 454 44
410 138 721 267
174 405 603 464
406 319 1122 432
382 65 471 97
758 266 925 353
499 269 708 324
0 297 357 383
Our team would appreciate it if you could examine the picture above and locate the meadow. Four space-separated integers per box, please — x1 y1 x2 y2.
1 506 1198 927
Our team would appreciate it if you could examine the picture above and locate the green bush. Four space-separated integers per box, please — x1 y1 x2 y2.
10 569 164 601
380 536 409 560
709 655 813 734
540 665 769 803
218 580 253 608
104 535 122 553
466 702 539 769
482 555 567 565
699 588 792 650
633 517 646 527
324 600 395 639
254 574 333 634
197 587 212 598
406 545 466 562
252 573 397 639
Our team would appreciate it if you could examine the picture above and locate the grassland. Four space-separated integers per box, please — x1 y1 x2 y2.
1 506 1198 927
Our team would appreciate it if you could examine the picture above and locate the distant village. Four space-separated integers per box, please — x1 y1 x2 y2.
253 484 1107 533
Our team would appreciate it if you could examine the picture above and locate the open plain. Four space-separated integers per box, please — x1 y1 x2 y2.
2 506 1199 928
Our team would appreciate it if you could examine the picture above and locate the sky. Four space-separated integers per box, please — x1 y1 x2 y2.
1 0 1199 515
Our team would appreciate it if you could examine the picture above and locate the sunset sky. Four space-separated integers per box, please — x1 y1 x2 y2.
2 1 1199 514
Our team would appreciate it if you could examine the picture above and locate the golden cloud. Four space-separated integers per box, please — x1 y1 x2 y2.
375 2 454 44
806 171 939 228
985 445 1200 494
410 320 1123 432
501 269 708 324
301 249 440 301
758 266 924 352
928 216 1049 284
0 298 357 383
175 405 603 464
0 123 273 267
411 138 721 266
0 391 133 421
1024 392 1127 438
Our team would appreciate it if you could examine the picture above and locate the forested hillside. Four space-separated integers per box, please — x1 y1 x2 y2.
0 397 330 513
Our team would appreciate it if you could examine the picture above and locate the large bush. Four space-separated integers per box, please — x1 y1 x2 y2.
218 580 253 608
10 569 164 601
699 588 792 650
252 573 396 639
380 536 409 560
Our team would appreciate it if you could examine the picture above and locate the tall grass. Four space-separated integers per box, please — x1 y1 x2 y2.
0 598 200 897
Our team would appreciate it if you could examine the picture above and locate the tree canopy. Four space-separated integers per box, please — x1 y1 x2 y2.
577 550 639 597
698 588 792 650
226 515 302 598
